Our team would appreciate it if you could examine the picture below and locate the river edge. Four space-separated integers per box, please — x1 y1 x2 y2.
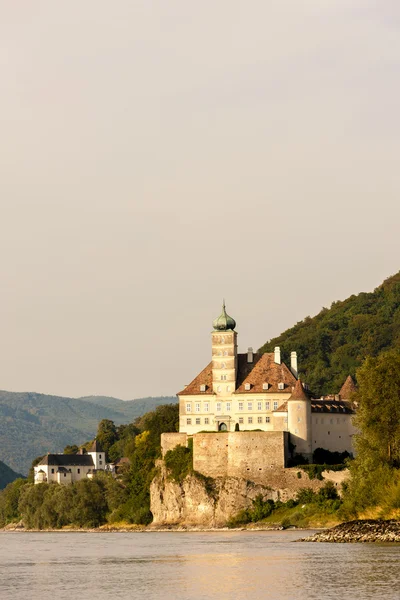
299 519 400 543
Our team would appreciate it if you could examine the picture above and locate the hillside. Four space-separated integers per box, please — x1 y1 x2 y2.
259 272 400 396
0 391 177 475
0 460 23 490
79 395 177 421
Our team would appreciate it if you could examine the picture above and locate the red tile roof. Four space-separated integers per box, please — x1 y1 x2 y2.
178 352 297 396
339 375 357 400
288 378 309 402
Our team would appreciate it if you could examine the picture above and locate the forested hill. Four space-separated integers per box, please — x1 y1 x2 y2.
0 460 23 490
259 272 400 396
0 391 177 475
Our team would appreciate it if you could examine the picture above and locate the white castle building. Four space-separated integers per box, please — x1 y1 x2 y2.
34 439 106 485
177 303 357 459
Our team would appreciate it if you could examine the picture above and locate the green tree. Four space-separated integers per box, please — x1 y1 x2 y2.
354 350 400 467
96 419 118 459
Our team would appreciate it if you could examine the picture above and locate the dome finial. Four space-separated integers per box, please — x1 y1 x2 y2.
213 301 236 331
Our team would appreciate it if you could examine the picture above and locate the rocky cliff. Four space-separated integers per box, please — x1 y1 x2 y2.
150 461 342 527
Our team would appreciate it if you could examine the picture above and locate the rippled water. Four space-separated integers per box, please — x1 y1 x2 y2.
0 531 399 600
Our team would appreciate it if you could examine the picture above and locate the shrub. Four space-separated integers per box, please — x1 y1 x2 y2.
164 445 193 483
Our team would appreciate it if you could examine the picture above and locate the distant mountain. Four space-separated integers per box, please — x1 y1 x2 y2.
259 272 400 396
79 395 177 421
0 391 177 475
0 460 23 490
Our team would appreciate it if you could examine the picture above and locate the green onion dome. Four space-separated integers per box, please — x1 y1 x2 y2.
213 302 236 331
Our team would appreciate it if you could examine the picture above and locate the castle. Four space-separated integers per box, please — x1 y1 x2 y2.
162 303 357 477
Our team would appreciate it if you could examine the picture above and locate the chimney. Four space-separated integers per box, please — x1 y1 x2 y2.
274 346 281 364
247 347 254 363
290 351 298 378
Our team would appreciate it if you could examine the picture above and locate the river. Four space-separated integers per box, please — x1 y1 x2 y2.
0 530 399 600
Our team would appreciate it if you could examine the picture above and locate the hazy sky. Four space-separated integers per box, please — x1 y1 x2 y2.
1 1 400 399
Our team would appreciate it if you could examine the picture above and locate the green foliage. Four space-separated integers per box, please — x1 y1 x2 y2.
259 272 400 396
0 478 28 526
96 420 118 459
299 463 347 480
63 445 79 455
354 350 400 467
313 448 351 465
164 445 193 483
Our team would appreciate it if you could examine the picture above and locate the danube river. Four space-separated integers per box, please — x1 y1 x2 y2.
0 530 399 600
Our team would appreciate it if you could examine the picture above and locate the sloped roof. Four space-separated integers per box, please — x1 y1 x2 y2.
273 399 354 415
288 379 310 402
311 400 354 414
178 352 297 396
37 454 94 467
178 362 214 395
235 353 297 394
339 375 357 400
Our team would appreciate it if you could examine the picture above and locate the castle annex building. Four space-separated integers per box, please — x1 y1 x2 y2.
177 304 357 460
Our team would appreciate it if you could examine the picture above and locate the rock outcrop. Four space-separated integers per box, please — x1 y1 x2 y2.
150 462 338 527
300 520 400 543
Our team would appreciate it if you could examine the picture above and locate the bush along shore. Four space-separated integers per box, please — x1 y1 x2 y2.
299 520 400 543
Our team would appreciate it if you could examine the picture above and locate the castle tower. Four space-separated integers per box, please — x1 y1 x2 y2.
211 302 237 397
287 378 312 460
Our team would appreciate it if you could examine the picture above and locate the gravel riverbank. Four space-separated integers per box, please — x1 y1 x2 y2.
299 519 400 543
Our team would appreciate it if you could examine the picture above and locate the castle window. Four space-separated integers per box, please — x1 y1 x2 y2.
221 362 226 369
195 403 200 412
247 402 253 411
77 469 80 474
204 418 209 425
263 383 269 390
265 401 270 411
186 403 192 413
223 350 228 356
51 468 54 474
221 375 227 380
216 403 221 412
186 418 192 425
221 336 225 344
239 417 244 424
257 402 262 411
196 418 201 425
328 431 330 435
99 455 102 459
278 382 284 390
273 401 278 410
257 416 262 424
226 403 231 411
244 383 251 391
239 402 243 411
265 416 270 423
297 417 301 423
200 384 206 392
217 386 221 393
248 417 253 424
204 403 209 412
99 461 102 466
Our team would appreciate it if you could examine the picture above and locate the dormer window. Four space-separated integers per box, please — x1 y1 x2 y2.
244 383 251 391
263 383 269 390
200 384 206 392
278 383 284 390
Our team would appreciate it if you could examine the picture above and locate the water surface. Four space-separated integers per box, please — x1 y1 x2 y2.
0 530 399 600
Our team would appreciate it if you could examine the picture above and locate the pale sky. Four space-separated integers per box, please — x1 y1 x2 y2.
1 1 399 399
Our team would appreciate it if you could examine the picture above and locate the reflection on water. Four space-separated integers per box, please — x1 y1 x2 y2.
0 530 399 600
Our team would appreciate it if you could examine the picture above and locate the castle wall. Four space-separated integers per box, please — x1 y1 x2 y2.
192 431 288 479
193 433 229 478
311 414 356 455
161 432 188 457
